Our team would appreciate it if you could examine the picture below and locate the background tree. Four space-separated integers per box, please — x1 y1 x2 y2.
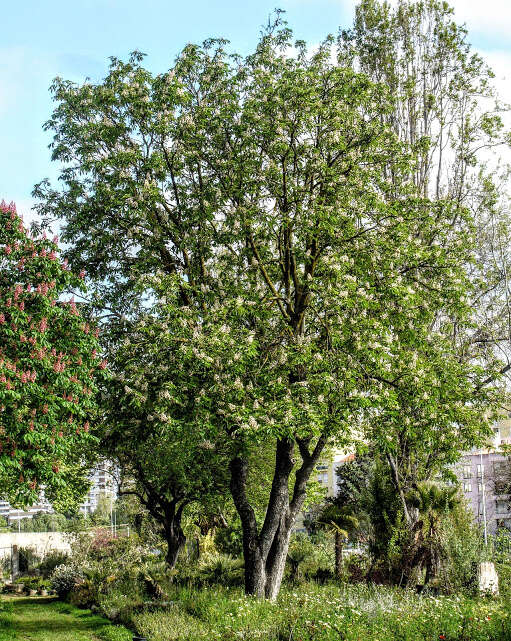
339 0 508 535
334 452 408 582
0 200 103 508
101 306 231 568
407 482 460 586
91 492 113 526
35 14 502 599
316 501 359 577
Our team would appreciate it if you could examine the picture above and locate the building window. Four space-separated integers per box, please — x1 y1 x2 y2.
494 480 508 495
463 482 471 493
478 482 483 493
496 500 509 515
494 461 508 476
317 473 328 485
478 501 485 515
477 464 484 477
463 465 472 479
316 465 328 471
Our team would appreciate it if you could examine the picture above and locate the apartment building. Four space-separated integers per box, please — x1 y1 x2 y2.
457 416 511 535
316 450 355 497
78 461 118 516
1 461 118 524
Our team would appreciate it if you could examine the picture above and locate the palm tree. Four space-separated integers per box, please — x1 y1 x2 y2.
407 483 460 586
317 502 359 577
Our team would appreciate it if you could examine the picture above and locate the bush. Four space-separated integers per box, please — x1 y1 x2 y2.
68 578 97 609
50 564 82 598
287 534 315 582
213 519 243 557
38 551 70 578
174 553 244 588
18 547 40 574
344 552 371 583
97 625 133 641
299 533 334 581
436 505 483 595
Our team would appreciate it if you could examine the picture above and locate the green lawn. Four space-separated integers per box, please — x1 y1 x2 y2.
0 597 131 641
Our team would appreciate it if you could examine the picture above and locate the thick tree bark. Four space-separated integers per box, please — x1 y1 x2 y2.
230 435 326 600
264 519 293 600
163 516 186 569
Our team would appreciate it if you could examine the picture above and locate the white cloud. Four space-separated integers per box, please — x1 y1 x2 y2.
480 50 511 104
447 0 511 39
338 0 511 40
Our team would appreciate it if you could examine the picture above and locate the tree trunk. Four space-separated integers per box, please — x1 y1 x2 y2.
230 435 327 600
164 518 186 569
264 519 292 600
335 530 343 578
386 452 412 526
424 557 433 587
243 543 266 598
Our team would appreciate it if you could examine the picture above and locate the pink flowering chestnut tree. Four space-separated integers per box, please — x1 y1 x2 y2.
0 200 105 508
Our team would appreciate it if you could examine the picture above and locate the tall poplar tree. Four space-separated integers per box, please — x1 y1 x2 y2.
338 0 509 524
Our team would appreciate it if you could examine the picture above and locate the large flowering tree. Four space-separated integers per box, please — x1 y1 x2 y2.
0 200 104 508
35 14 503 599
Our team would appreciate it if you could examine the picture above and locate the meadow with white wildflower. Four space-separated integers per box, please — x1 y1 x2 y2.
132 583 511 641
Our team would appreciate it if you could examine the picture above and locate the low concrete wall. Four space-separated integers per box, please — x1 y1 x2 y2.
0 532 71 558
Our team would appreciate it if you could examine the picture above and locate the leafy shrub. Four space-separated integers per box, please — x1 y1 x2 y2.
175 553 244 588
97 625 133 641
68 578 97 609
0 556 11 579
298 533 334 581
213 519 243 557
496 561 511 599
287 534 315 582
344 552 371 583
90 528 119 558
18 547 40 573
50 564 82 598
38 551 70 578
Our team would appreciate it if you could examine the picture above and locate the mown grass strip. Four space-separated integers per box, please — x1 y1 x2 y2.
0 597 131 641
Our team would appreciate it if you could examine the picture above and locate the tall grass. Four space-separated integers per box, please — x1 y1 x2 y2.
130 582 511 641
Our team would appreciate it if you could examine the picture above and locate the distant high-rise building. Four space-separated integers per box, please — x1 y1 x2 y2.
456 415 511 535
0 461 118 524
78 461 118 516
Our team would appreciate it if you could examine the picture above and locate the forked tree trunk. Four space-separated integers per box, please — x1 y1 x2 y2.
230 435 326 600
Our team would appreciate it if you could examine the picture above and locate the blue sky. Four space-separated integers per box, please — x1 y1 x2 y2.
1 0 510 219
